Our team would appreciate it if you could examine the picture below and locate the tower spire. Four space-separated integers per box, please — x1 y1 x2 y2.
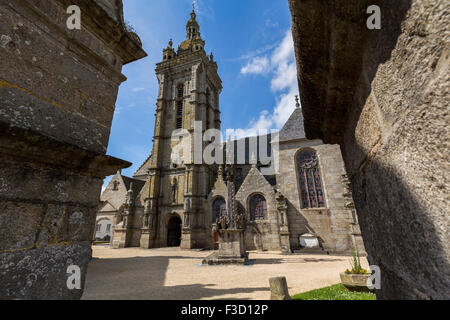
186 6 200 41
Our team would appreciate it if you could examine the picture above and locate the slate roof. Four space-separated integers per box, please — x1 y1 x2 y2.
121 175 146 199
279 107 306 142
99 201 116 213
134 154 152 178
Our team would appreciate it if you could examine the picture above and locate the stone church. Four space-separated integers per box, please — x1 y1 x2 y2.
97 9 365 255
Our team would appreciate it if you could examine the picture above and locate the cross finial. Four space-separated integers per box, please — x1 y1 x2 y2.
192 1 196 11
295 95 300 108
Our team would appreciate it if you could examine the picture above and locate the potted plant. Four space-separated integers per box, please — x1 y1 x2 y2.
340 246 372 291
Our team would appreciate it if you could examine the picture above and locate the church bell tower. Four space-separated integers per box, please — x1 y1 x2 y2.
140 8 222 249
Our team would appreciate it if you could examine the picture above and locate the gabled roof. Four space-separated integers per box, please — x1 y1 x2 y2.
279 108 306 142
240 168 277 189
134 154 152 178
100 171 146 209
121 175 146 196
99 200 117 212
236 165 276 200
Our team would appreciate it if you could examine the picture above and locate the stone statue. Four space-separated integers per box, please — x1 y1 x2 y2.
184 197 191 211
171 178 178 203
125 183 134 206
217 213 228 230
236 209 247 230
184 212 190 228
142 214 149 228
212 222 218 233
225 164 234 182
276 191 288 226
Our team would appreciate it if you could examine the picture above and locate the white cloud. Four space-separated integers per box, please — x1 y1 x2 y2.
132 87 146 92
114 105 123 115
272 86 298 128
265 19 279 29
114 102 136 115
226 110 274 140
270 31 297 92
235 30 299 137
240 56 270 75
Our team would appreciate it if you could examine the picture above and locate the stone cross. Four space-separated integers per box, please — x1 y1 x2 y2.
225 165 236 226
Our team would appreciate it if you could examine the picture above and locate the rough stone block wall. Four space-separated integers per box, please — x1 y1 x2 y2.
0 0 125 153
345 2 449 298
129 206 144 247
0 0 146 299
277 140 355 253
318 144 354 252
289 0 449 299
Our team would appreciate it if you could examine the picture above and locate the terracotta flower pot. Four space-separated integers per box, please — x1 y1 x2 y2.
340 272 372 292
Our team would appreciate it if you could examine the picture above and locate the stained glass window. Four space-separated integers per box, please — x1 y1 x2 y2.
212 197 226 223
250 194 267 220
296 150 325 209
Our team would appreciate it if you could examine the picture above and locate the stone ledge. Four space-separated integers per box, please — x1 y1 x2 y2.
54 0 147 64
0 121 131 178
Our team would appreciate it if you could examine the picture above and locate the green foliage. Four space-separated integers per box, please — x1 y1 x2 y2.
292 284 376 300
345 247 370 274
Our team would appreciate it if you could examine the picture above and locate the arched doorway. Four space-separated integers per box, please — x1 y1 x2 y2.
167 215 182 247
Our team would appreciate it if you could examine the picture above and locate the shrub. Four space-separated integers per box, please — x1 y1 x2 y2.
345 247 370 275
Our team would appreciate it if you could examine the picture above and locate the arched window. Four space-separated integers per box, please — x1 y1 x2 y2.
249 194 267 221
296 149 325 209
176 84 184 129
212 197 226 223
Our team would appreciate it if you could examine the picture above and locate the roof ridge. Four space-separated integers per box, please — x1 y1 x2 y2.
134 154 152 176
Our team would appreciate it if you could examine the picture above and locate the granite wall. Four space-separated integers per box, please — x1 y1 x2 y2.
277 139 360 253
289 0 449 299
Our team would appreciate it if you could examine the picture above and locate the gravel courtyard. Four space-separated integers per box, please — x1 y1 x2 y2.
82 246 368 300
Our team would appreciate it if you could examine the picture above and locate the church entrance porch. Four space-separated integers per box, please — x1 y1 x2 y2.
167 216 182 247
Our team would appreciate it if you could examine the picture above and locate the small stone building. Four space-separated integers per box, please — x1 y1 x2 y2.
98 9 364 255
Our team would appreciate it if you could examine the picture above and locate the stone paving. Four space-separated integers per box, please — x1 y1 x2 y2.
82 245 369 300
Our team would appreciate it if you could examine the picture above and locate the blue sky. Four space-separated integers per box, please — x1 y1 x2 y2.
104 0 298 189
